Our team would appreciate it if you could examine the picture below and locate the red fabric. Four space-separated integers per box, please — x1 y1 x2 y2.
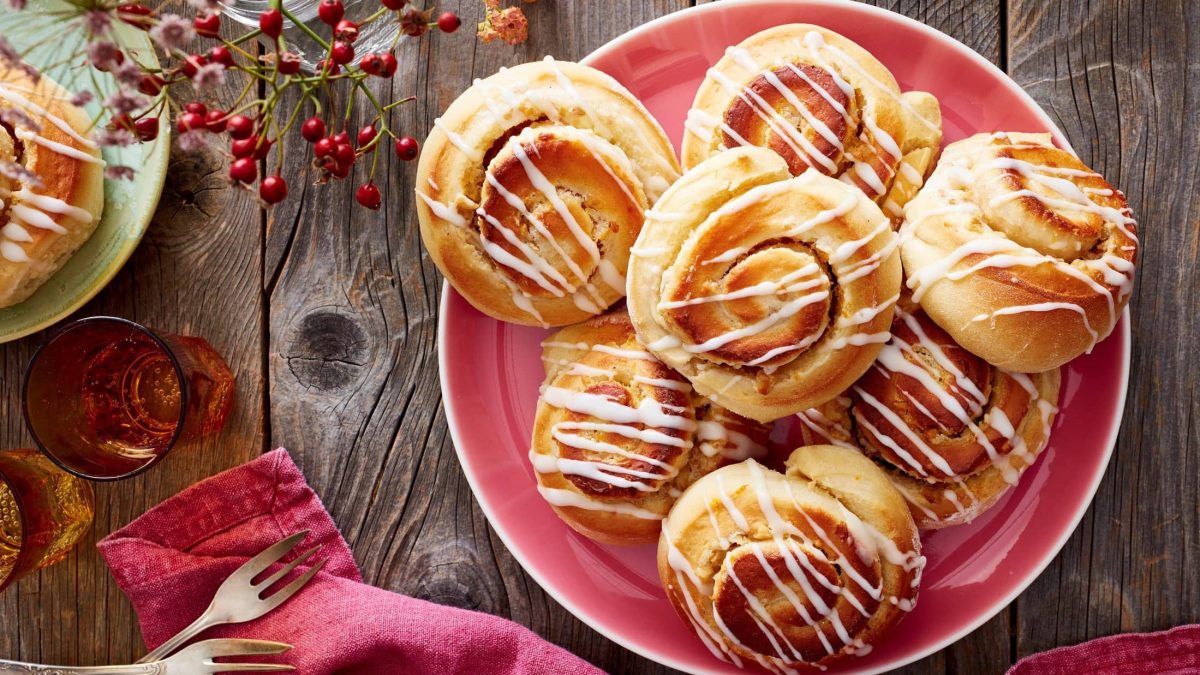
1008 625 1200 674
97 448 603 675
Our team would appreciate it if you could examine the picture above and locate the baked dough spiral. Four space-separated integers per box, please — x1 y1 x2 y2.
415 58 681 327
626 146 902 423
531 309 771 545
900 132 1138 372
797 304 1060 529
682 24 942 220
0 67 105 307
658 445 923 672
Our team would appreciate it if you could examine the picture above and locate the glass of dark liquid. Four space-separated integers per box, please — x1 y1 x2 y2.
22 317 235 481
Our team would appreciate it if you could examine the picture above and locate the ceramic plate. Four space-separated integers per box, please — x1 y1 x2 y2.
440 1 1130 672
0 1 170 343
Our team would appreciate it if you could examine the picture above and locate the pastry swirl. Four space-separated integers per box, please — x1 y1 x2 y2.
682 24 942 220
797 305 1061 528
626 146 902 423
0 68 105 307
900 132 1138 371
658 445 923 671
531 309 770 545
415 58 681 327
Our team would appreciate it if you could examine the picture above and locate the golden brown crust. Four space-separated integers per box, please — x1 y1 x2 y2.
682 24 942 218
626 147 902 423
900 132 1138 372
414 59 681 327
797 305 1061 528
657 446 922 671
530 309 770 545
0 67 105 307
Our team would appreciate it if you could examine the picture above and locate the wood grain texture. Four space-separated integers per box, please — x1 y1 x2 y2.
0 0 1194 673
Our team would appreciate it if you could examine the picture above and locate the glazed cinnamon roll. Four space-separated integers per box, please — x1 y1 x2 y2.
659 445 923 671
626 147 902 423
531 309 770 545
415 58 681 327
683 24 942 220
901 132 1138 372
797 304 1061 528
0 67 105 307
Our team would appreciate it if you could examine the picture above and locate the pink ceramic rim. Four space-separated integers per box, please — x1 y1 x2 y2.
438 1 1131 671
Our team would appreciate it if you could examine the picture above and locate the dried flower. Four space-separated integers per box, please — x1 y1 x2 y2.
0 160 44 188
479 6 529 45
113 61 143 87
83 9 112 35
105 165 136 180
191 62 226 93
186 0 222 13
399 7 431 37
70 91 94 107
0 108 40 131
149 14 196 51
0 34 38 82
86 41 124 71
105 89 148 116
6 0 25 10
175 129 208 152
94 127 137 147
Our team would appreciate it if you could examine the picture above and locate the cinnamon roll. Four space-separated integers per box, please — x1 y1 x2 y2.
901 132 1138 372
531 309 770 545
0 67 105 307
659 445 923 671
683 24 942 219
797 304 1061 529
626 146 902 423
415 58 681 327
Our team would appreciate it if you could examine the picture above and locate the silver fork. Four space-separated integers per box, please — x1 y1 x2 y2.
139 531 326 664
0 639 293 674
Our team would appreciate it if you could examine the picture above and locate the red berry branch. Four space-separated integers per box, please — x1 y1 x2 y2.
1 0 534 209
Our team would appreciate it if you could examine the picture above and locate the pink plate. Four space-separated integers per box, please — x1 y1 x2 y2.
439 2 1131 672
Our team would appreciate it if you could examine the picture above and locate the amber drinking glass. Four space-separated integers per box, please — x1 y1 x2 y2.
0 449 95 592
22 317 235 481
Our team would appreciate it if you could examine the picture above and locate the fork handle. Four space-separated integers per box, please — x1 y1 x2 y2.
0 661 165 674
136 611 213 664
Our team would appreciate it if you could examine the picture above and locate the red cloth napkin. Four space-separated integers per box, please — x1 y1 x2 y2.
1008 625 1200 674
97 448 603 675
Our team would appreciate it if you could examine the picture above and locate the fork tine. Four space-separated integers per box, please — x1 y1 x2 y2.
186 639 293 658
207 664 295 673
230 531 310 583
253 545 321 593
259 557 327 612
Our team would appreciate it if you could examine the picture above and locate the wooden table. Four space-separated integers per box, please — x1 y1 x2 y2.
0 0 1194 671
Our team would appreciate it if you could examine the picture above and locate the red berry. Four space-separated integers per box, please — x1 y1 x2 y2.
259 9 283 39
380 0 406 9
330 161 352 179
334 143 355 167
277 51 301 75
359 53 383 76
94 49 125 73
185 102 207 116
181 54 207 78
357 125 377 149
332 131 350 145
205 110 227 132
231 136 257 158
194 13 220 37
334 19 359 42
301 117 326 143
253 137 273 160
436 11 460 33
260 175 288 204
226 114 254 139
134 117 159 141
209 45 235 67
177 112 206 133
314 137 336 158
355 182 381 209
394 135 418 161
317 0 344 26
330 40 354 65
380 53 397 77
229 157 258 183
137 74 165 96
116 3 153 29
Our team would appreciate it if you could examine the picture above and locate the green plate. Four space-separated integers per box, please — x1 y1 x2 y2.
0 1 170 343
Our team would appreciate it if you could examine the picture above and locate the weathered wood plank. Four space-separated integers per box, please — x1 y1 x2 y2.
1008 0 1200 657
